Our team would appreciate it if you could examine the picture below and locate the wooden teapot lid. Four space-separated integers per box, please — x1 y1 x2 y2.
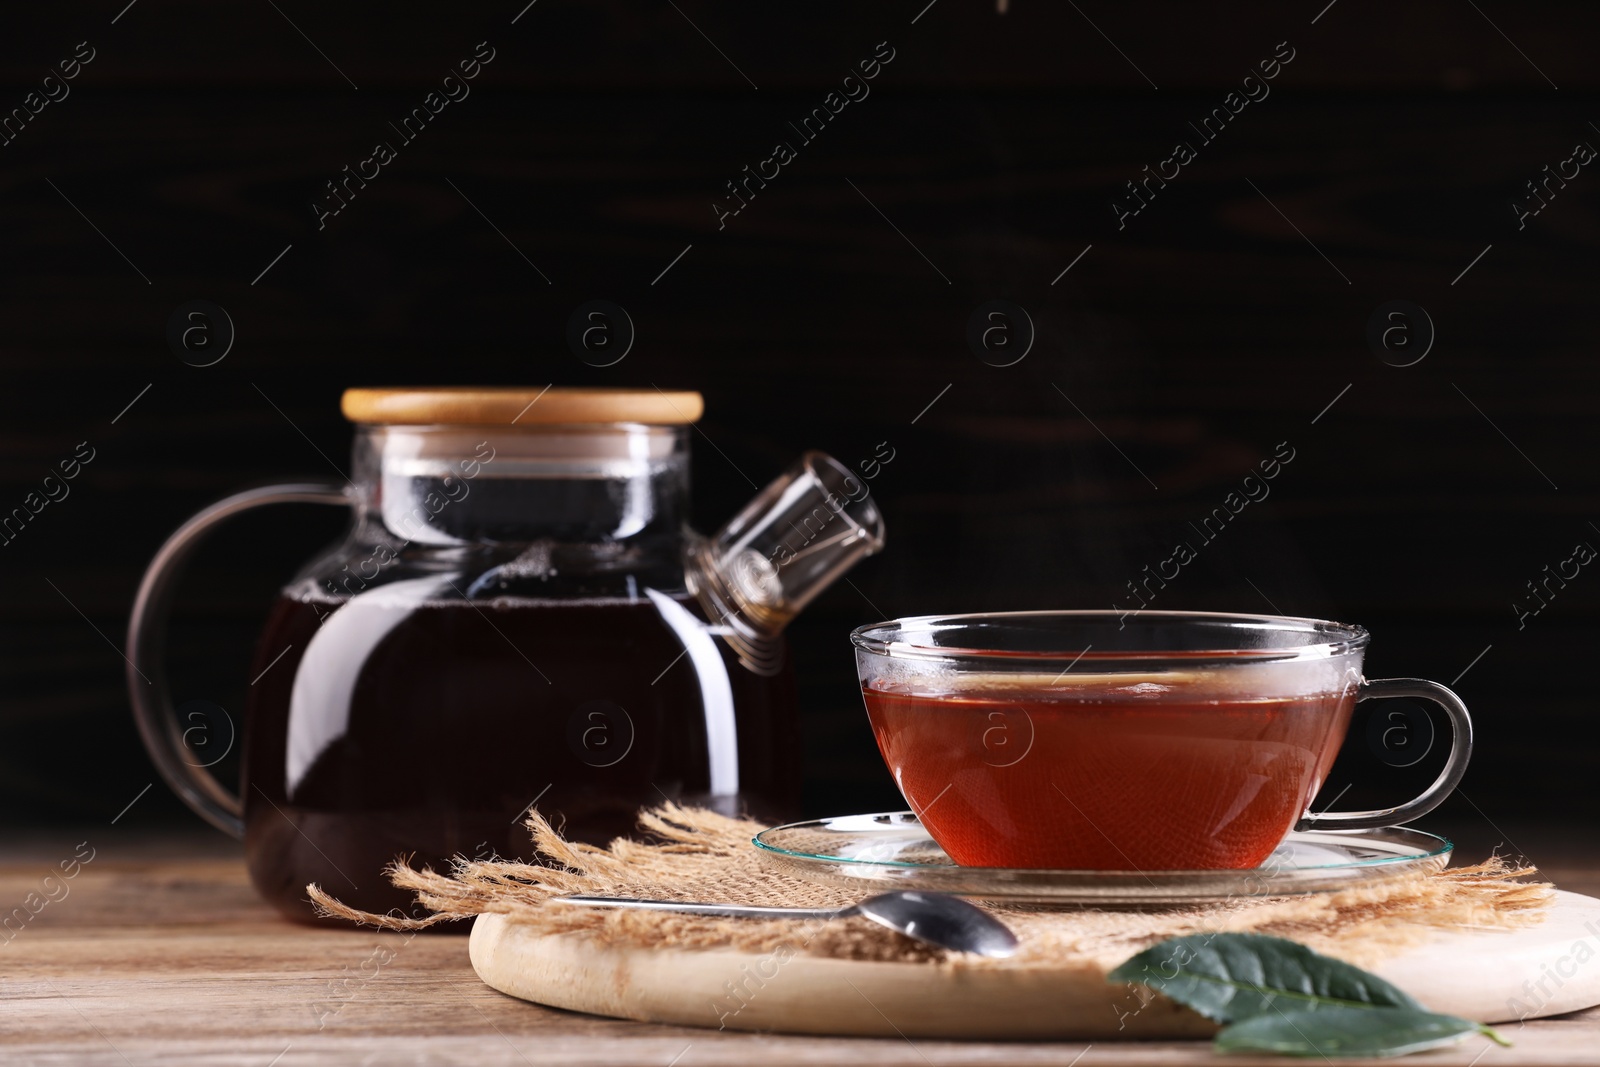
340 387 704 426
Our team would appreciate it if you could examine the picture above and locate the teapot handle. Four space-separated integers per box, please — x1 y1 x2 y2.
126 483 351 837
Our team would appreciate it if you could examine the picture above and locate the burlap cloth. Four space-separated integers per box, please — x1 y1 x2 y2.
309 803 1551 973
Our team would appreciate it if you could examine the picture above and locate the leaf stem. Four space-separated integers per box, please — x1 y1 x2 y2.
1479 1023 1513 1047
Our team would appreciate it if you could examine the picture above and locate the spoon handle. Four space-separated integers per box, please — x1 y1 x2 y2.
553 895 843 921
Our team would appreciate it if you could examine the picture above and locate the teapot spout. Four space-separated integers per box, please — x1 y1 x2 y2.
689 451 885 663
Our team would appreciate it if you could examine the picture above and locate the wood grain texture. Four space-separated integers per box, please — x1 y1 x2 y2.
2 1 1595 90
3 841 1598 1065
1 3 1597 843
4 84 1598 833
466 892 1600 1037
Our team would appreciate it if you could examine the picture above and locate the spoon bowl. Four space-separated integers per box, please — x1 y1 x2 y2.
849 891 1019 958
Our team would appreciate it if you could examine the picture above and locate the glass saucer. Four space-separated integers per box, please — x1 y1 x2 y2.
753 812 1452 905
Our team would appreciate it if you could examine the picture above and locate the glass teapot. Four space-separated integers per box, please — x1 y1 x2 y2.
127 387 885 922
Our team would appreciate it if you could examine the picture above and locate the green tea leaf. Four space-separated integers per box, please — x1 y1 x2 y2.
1216 1006 1484 1058
1108 933 1510 1059
1106 932 1420 1023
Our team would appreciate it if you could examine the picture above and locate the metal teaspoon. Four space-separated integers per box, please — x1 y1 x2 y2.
551 889 1019 958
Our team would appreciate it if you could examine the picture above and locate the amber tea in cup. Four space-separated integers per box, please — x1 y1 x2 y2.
852 612 1472 871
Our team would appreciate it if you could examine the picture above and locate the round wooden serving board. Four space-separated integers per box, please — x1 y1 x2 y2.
469 890 1600 1039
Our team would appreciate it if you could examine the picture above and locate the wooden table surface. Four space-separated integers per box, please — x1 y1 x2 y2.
4 831 1599 1067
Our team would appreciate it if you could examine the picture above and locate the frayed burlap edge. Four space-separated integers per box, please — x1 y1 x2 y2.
308 803 1552 971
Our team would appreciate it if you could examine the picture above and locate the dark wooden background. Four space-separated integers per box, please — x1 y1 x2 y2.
2 1 1596 846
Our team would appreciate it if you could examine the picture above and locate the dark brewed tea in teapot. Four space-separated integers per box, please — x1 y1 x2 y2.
245 591 799 918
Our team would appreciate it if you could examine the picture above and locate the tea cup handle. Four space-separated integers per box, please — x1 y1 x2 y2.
126 483 352 838
1294 677 1474 832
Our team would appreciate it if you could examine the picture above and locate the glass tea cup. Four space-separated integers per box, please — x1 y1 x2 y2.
850 611 1472 871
